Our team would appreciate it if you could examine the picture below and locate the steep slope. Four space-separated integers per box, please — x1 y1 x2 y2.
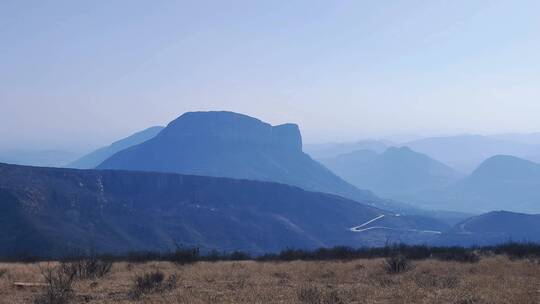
98 111 405 211
321 147 461 203
0 163 446 257
437 211 540 246
68 126 164 169
442 155 540 213
404 135 539 173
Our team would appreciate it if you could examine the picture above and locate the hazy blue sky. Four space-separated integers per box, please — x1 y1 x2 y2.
1 0 539 151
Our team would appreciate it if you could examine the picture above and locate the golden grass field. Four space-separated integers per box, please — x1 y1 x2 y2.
0 256 539 304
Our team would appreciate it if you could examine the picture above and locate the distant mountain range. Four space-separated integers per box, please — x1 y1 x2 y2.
0 163 446 257
316 140 540 214
68 126 164 169
0 149 80 167
3 111 540 254
491 132 540 146
402 135 540 173
97 111 409 212
321 147 462 203
304 140 391 159
440 155 540 213
384 155 540 214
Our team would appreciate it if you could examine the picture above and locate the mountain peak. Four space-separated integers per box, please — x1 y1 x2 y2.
472 155 540 180
159 111 302 151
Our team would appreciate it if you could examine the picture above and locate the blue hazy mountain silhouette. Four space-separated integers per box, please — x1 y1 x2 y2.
304 140 390 159
0 162 447 257
437 211 540 246
97 111 407 211
443 155 540 213
404 135 539 173
321 147 461 203
0 149 80 167
68 126 164 169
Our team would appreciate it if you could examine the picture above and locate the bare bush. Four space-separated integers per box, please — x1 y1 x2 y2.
130 270 177 299
0 268 7 278
61 256 113 280
34 264 76 304
384 254 412 274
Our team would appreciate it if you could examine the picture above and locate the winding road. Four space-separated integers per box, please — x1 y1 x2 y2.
349 214 442 234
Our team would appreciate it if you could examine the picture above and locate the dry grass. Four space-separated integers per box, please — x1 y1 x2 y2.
0 256 539 303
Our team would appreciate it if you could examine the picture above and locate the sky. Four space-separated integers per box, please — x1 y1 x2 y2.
1 0 540 151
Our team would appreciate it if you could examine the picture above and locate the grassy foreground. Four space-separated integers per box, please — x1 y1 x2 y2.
1 256 539 303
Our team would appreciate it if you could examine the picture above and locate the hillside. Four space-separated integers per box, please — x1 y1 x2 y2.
437 211 540 246
442 155 540 213
97 111 407 211
68 126 164 169
321 147 461 203
0 163 446 257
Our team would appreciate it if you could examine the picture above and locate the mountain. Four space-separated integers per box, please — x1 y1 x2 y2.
304 140 390 159
437 211 540 246
97 111 407 211
0 163 447 257
441 155 540 213
0 149 81 167
404 135 539 173
68 126 164 169
321 147 462 203
491 132 540 146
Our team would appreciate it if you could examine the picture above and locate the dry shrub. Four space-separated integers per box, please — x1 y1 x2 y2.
61 257 113 280
384 254 412 274
130 270 177 299
0 268 7 278
34 264 76 304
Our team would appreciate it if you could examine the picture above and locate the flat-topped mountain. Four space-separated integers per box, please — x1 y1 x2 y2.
98 111 403 211
0 163 445 257
68 126 164 169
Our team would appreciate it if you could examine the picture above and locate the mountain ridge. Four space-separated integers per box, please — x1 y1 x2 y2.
68 126 164 169
0 162 446 257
